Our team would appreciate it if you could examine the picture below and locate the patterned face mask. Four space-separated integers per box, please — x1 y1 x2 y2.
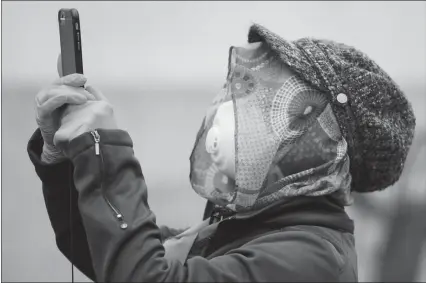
189 43 352 212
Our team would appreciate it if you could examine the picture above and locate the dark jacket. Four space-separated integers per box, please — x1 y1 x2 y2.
28 128 358 282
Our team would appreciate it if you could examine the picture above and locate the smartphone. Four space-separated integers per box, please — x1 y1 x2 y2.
58 8 83 76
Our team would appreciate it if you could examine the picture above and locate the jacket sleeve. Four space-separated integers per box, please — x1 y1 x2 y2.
66 129 340 282
27 129 97 281
27 129 185 281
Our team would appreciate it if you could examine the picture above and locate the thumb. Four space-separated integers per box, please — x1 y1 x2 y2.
56 53 87 87
53 121 83 148
57 53 63 78
53 126 69 148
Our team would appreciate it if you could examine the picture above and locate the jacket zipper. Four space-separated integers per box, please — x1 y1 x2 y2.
209 205 237 224
91 130 128 230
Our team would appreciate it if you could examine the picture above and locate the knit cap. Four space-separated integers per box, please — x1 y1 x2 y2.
247 23 416 193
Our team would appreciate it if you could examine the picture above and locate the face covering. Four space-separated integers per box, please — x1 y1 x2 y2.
189 42 352 212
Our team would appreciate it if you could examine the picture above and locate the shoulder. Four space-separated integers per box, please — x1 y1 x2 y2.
230 226 352 281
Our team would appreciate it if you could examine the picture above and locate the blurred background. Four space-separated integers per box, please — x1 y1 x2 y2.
2 1 425 282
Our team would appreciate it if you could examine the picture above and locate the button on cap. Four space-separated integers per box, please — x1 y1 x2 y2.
337 93 348 104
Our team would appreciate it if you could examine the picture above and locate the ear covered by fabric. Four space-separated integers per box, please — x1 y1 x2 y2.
189 43 352 212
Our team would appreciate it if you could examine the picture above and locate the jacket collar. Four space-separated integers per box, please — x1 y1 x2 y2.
210 195 354 234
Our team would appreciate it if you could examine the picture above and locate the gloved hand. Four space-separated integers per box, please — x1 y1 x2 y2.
35 54 95 163
53 81 118 152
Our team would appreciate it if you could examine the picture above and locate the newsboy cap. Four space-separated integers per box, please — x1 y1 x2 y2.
247 23 416 193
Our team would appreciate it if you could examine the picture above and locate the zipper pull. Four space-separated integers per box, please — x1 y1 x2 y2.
116 214 128 230
90 130 100 155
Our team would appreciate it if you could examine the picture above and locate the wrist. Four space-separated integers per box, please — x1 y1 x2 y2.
41 143 66 164
65 129 131 160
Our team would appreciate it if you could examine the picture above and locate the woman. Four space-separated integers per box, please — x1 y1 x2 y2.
28 24 416 282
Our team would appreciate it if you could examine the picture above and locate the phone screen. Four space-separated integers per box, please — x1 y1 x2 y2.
58 9 83 76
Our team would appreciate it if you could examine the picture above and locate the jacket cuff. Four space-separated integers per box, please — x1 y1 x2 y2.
27 129 72 184
65 129 133 160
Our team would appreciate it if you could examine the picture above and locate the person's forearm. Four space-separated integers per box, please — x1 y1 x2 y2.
42 181 96 281
28 129 96 281
66 129 166 281
41 142 67 164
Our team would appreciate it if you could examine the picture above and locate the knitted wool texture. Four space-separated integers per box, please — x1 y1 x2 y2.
247 23 416 193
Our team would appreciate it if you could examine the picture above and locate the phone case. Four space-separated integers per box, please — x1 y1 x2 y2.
58 8 83 76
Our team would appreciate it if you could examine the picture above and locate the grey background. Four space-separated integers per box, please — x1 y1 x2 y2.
2 1 426 282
